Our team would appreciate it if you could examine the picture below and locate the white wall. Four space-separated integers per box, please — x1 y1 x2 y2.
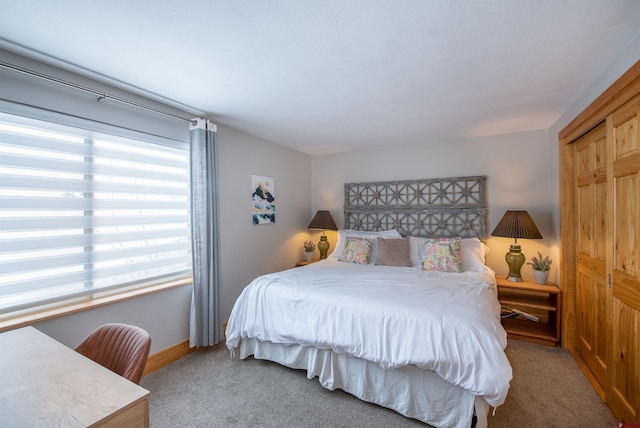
311 130 557 281
216 125 312 321
0 48 192 143
0 48 312 353
35 285 192 352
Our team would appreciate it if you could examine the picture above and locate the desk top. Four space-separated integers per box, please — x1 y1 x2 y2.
0 326 149 427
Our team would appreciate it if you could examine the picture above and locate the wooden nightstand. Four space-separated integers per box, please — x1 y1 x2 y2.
295 260 317 267
496 276 561 346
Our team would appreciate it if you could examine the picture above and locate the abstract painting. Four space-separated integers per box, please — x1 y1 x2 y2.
252 175 275 224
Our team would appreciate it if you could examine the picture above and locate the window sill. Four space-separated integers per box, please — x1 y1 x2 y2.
0 277 192 333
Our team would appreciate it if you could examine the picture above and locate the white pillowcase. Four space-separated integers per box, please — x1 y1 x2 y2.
460 237 490 272
409 236 489 272
330 229 403 263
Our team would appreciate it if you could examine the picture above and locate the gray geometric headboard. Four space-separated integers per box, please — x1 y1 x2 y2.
344 175 488 239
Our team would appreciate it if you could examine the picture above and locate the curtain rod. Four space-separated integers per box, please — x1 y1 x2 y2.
0 61 197 125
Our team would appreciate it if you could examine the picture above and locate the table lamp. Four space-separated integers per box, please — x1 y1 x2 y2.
308 210 338 259
491 210 542 282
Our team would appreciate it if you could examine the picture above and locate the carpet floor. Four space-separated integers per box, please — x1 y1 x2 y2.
141 339 617 427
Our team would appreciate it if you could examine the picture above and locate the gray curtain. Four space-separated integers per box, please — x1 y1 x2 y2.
189 118 221 347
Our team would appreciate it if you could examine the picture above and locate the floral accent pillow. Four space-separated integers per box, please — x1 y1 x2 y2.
421 237 463 272
339 237 374 264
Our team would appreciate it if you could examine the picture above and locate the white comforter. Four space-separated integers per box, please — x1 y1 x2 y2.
226 258 512 408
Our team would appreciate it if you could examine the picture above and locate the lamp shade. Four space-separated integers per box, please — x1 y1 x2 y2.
491 210 542 240
308 210 338 231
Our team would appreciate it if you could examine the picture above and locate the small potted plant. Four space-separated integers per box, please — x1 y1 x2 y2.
527 252 552 284
303 240 316 262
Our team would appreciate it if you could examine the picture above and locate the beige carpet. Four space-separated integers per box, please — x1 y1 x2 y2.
141 339 616 427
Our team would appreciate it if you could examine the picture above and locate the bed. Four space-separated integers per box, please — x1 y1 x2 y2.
226 176 512 428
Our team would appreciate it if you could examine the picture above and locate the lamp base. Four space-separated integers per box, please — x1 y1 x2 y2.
317 235 330 260
505 244 525 282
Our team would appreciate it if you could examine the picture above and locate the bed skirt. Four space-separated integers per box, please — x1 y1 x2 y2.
237 338 489 428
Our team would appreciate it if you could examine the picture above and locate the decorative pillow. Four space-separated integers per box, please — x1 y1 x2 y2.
460 237 490 272
375 237 412 267
411 236 488 272
330 229 403 263
339 237 374 264
421 237 463 272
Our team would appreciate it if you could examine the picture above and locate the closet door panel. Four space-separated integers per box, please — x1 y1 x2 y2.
575 123 608 389
610 301 639 422
577 184 593 255
595 182 608 266
611 95 640 312
576 272 607 384
608 94 640 422
612 166 640 309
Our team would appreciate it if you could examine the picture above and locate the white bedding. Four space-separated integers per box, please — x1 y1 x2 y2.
226 258 512 409
239 338 487 428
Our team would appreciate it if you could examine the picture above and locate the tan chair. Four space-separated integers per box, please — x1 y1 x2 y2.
75 323 151 385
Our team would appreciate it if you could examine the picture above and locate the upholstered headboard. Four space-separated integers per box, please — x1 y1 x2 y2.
344 175 488 239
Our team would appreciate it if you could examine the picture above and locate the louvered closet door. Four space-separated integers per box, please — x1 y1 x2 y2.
574 123 608 389
608 93 640 423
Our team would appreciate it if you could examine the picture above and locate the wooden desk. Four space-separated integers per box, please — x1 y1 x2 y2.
0 326 150 427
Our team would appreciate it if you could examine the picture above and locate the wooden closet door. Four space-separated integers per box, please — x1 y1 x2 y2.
574 123 608 389
608 93 640 423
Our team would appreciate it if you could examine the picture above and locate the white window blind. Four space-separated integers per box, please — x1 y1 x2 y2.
0 113 191 314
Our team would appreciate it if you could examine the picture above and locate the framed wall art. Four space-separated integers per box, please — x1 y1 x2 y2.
252 175 275 224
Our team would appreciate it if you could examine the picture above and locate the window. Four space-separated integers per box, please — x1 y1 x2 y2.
0 113 191 316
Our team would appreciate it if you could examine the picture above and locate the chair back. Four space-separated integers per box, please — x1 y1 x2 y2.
75 323 151 384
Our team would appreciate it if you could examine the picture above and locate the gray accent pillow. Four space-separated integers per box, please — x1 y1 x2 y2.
375 237 412 267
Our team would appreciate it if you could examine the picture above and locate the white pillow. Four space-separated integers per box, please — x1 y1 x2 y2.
409 236 428 267
460 237 490 272
410 236 489 272
330 229 403 263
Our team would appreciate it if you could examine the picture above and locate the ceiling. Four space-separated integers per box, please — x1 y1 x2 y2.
1 1 639 155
